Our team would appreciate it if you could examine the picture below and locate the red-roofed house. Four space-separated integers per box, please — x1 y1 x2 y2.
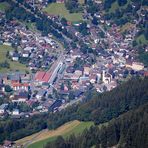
11 82 29 91
144 71 148 77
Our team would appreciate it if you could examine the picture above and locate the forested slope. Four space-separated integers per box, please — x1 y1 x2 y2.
45 103 148 148
47 77 148 128
0 77 148 143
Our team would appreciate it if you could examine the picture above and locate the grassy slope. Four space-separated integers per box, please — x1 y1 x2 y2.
109 0 131 13
28 121 93 148
27 120 108 148
136 34 148 45
43 3 83 22
15 120 93 148
119 22 133 32
32 104 148 148
0 2 10 12
0 45 28 72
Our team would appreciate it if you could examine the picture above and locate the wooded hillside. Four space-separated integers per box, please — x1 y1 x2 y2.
0 77 148 143
45 103 148 148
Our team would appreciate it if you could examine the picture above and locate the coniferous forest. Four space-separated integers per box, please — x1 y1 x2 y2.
0 77 148 146
45 103 148 148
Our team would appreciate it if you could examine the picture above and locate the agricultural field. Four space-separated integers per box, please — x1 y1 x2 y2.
0 2 10 12
43 3 83 22
0 45 29 73
15 120 93 148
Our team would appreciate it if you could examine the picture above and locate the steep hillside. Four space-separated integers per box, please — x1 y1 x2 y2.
0 77 148 143
47 77 148 129
27 121 93 148
45 103 148 148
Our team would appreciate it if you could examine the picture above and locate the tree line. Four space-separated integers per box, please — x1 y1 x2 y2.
0 77 148 143
47 77 148 129
45 103 148 148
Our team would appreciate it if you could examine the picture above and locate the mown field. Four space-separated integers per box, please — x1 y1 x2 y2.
0 2 10 12
43 3 83 22
0 45 28 72
15 120 93 148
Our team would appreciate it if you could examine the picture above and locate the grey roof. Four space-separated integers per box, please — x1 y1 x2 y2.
0 103 8 110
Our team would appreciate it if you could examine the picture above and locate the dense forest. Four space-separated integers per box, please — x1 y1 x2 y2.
45 103 148 148
47 77 148 129
0 77 148 143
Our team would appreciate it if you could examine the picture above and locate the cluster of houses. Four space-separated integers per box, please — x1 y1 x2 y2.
0 12 60 72
0 70 64 118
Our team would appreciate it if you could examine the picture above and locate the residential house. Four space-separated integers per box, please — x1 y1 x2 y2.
12 53 19 61
12 92 28 102
3 140 14 148
22 51 30 58
12 109 20 115
89 74 97 84
73 90 83 99
36 90 46 100
84 66 91 76
11 82 29 91
0 104 8 114
48 99 63 112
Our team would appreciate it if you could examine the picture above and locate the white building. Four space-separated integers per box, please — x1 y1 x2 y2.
12 109 20 115
102 71 112 84
0 104 8 114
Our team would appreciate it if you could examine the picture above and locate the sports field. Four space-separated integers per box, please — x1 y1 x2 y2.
43 3 83 22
